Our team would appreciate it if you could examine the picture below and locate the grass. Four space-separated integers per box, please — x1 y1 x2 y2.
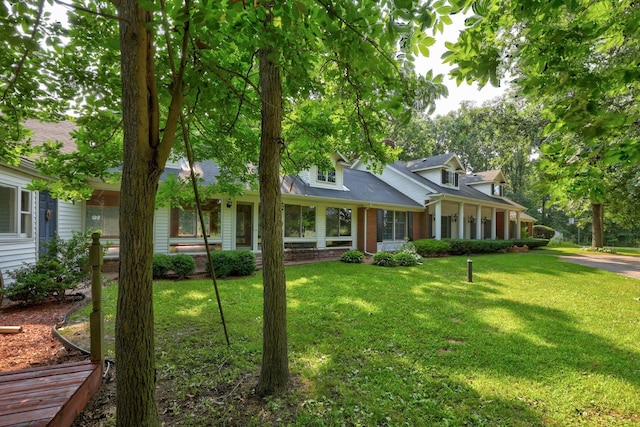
69 248 640 426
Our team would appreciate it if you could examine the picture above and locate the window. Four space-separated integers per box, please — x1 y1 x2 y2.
441 216 452 238
492 183 503 196
441 169 459 187
317 168 336 183
170 199 221 238
0 185 32 237
326 207 352 237
0 185 17 234
284 204 316 237
377 210 408 241
86 190 120 238
20 190 32 237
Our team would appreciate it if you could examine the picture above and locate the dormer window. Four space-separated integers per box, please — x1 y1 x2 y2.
441 169 459 187
318 168 336 183
492 183 503 196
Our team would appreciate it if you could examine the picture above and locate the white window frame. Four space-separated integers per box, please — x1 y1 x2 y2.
0 184 32 238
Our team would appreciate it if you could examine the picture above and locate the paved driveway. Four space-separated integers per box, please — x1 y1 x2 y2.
559 253 640 280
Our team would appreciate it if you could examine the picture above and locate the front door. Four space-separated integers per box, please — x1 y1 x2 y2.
235 203 253 249
38 191 58 254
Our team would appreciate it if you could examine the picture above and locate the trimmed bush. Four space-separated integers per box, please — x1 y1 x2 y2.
171 254 195 279
533 225 555 239
205 250 256 278
511 238 549 249
341 250 365 264
372 251 396 267
152 253 173 279
230 250 257 276
394 252 418 266
413 239 450 257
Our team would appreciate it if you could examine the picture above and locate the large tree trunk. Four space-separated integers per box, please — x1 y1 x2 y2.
591 202 604 249
255 43 289 396
115 2 161 425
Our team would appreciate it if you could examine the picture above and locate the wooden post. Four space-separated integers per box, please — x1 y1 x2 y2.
89 232 104 366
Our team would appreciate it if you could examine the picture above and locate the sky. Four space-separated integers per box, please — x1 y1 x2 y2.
418 13 508 117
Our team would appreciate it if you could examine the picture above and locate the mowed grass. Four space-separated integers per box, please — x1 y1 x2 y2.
72 248 640 426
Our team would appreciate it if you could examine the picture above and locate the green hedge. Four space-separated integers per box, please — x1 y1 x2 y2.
443 238 549 255
205 250 256 278
413 239 451 256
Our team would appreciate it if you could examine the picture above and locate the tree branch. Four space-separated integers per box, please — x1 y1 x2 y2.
54 0 125 22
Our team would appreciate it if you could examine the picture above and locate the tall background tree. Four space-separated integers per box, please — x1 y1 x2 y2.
444 0 640 248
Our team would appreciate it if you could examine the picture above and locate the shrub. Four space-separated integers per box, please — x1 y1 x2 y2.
511 238 549 249
205 250 256 278
230 250 257 276
394 252 418 266
152 254 172 279
533 225 556 239
3 232 91 304
171 254 195 279
413 239 450 257
341 250 365 264
372 251 396 267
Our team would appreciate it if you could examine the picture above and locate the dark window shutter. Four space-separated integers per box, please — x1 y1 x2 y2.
454 173 459 187
407 212 413 240
442 169 448 184
376 209 384 242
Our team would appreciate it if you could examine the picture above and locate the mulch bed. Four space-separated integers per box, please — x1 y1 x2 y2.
0 299 88 372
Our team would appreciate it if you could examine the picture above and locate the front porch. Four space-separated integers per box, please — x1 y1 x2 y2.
428 199 526 241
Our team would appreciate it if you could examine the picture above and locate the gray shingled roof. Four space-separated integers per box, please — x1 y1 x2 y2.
161 161 221 185
162 161 422 208
390 160 518 209
281 168 423 208
403 153 457 171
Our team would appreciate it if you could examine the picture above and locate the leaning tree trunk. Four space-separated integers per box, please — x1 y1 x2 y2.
591 202 604 249
255 43 289 396
115 2 162 425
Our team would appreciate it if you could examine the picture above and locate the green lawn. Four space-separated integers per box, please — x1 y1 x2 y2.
70 248 640 426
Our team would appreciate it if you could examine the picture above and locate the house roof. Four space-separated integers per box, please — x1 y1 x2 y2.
162 160 423 209
24 119 77 154
510 211 537 222
463 170 507 185
282 168 423 208
390 160 521 210
403 153 464 172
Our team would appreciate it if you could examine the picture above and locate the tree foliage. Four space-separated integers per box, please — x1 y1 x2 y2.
445 0 640 247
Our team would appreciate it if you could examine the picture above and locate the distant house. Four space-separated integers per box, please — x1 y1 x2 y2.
1 122 534 281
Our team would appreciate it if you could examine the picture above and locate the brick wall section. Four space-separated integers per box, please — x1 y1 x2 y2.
357 207 378 254
496 211 505 239
413 210 429 240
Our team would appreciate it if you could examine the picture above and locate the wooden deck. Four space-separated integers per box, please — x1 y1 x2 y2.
0 360 102 427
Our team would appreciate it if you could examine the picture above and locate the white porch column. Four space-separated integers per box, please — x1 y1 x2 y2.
475 205 482 240
491 207 497 240
434 200 442 240
516 211 521 239
457 202 465 239
504 209 510 240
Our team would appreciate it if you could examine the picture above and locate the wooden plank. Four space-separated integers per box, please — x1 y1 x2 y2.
0 371 90 396
0 405 60 427
0 361 95 384
49 363 102 427
0 384 77 409
0 361 101 427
